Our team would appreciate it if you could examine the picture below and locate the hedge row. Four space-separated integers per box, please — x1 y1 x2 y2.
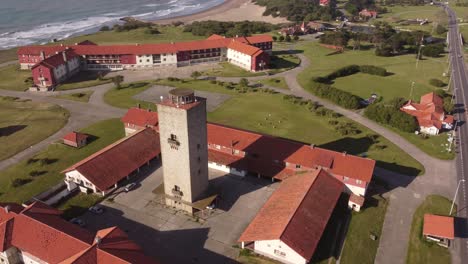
307 82 362 109
364 98 418 133
314 65 388 83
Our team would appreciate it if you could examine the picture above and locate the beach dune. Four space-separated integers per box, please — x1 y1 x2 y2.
152 0 288 24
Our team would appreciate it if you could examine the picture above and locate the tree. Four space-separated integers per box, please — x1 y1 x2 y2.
191 71 201 80
285 35 292 42
429 79 446 87
279 35 285 42
293 35 299 41
435 24 447 35
239 78 249 87
272 36 278 42
112 75 124 89
99 25 110 31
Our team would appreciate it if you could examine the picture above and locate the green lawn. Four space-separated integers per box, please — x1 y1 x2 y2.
202 62 266 77
340 188 389 264
376 5 448 32
0 119 125 204
406 195 454 264
297 42 452 160
55 26 205 46
150 79 424 176
0 96 69 161
57 192 103 220
257 77 289 89
0 48 18 64
54 91 94 103
0 65 32 91
104 81 156 110
56 71 112 91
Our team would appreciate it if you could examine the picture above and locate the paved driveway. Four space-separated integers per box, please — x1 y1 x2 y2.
81 166 278 264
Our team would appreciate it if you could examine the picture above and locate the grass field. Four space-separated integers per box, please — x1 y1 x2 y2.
0 48 18 64
0 65 32 91
148 79 424 176
56 71 112 91
54 91 94 103
104 81 156 110
257 77 289 89
340 187 389 264
376 5 448 32
297 42 453 160
0 96 69 161
0 119 124 204
57 192 103 220
202 62 265 77
406 195 454 264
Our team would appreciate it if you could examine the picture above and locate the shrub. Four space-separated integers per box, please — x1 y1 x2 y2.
307 82 361 109
364 99 419 133
279 35 285 42
239 78 249 87
285 35 292 42
429 78 446 87
145 28 160 35
272 36 278 42
112 75 124 89
99 25 110 31
359 65 388 76
422 44 445 57
11 178 32 188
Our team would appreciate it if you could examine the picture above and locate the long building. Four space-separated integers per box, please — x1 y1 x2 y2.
18 35 273 90
0 201 157 264
64 107 375 212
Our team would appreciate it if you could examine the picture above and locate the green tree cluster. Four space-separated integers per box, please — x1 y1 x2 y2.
183 21 277 37
364 98 418 132
307 82 362 109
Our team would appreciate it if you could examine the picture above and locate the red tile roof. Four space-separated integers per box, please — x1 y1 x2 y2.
349 194 365 206
423 214 455 239
121 108 159 129
239 169 343 260
207 123 375 182
32 50 79 69
64 132 89 144
63 128 161 191
0 202 158 264
400 92 450 130
228 40 263 57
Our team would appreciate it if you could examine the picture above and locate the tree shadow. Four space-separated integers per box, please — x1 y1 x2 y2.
60 71 109 84
0 125 27 137
84 134 100 144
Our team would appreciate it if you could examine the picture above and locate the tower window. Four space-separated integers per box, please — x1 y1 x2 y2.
170 134 177 141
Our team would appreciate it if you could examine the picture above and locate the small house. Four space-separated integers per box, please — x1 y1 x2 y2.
423 214 455 247
63 131 88 148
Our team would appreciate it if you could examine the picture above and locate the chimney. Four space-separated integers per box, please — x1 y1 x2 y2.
4 205 10 213
135 43 139 46
342 151 347 156
62 51 67 62
137 103 141 109
40 51 45 60
60 43 63 47
310 144 315 149
74 42 78 45
236 35 239 38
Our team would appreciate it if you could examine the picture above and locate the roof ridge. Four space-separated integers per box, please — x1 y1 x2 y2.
62 128 148 173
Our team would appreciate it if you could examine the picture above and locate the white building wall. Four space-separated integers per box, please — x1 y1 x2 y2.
0 247 22 264
420 126 439 135
254 240 307 264
65 170 97 193
227 49 252 71
20 251 44 264
208 161 247 177
344 183 366 197
160 53 177 65
136 55 154 67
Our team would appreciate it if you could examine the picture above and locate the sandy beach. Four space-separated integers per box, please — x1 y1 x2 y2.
152 0 288 24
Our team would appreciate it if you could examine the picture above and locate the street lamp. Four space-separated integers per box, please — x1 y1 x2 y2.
450 179 466 215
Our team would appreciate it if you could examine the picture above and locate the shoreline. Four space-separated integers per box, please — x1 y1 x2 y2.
151 0 287 25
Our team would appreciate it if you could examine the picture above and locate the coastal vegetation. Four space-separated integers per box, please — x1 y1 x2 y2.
257 77 289 90
183 21 278 37
364 98 418 133
406 195 454 264
0 119 124 204
0 96 69 161
253 0 339 21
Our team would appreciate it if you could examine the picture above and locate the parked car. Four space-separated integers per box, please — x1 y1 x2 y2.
70 218 86 227
124 183 137 192
89 205 104 214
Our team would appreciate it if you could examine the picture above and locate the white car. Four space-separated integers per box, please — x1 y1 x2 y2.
124 183 137 192
70 218 86 227
88 205 104 214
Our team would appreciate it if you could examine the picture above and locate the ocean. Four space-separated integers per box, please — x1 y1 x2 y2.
0 0 225 49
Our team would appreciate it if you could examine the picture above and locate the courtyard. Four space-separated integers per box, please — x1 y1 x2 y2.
79 164 278 264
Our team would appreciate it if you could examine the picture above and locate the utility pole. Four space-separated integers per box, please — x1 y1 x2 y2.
450 179 465 215
409 81 415 100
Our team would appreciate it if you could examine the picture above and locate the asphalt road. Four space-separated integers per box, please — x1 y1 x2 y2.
445 4 468 263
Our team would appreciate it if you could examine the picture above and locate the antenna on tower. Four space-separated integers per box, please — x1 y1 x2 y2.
160 96 164 102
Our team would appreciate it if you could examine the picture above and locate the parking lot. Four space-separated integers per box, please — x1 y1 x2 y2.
80 162 278 263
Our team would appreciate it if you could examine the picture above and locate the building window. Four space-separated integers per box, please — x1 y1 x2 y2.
356 179 362 184
139 60 142 63
274 249 286 257
344 176 349 181
296 164 301 169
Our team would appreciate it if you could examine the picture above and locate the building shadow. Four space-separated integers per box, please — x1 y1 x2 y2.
272 50 304 56
454 217 468 239
0 125 27 137
83 205 239 264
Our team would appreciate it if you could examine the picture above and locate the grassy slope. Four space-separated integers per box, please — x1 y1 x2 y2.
0 48 18 64
340 192 389 264
406 195 453 264
146 79 423 175
0 65 31 91
104 81 156 110
54 91 94 103
0 97 69 160
0 119 124 204
297 42 452 160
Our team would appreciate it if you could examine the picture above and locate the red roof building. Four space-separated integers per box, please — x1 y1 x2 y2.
238 169 343 263
0 202 158 264
359 9 378 19
121 107 159 136
423 214 455 247
63 131 89 148
319 0 330 6
400 92 454 135
63 128 161 195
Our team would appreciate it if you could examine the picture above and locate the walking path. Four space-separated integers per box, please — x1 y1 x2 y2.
0 41 458 263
